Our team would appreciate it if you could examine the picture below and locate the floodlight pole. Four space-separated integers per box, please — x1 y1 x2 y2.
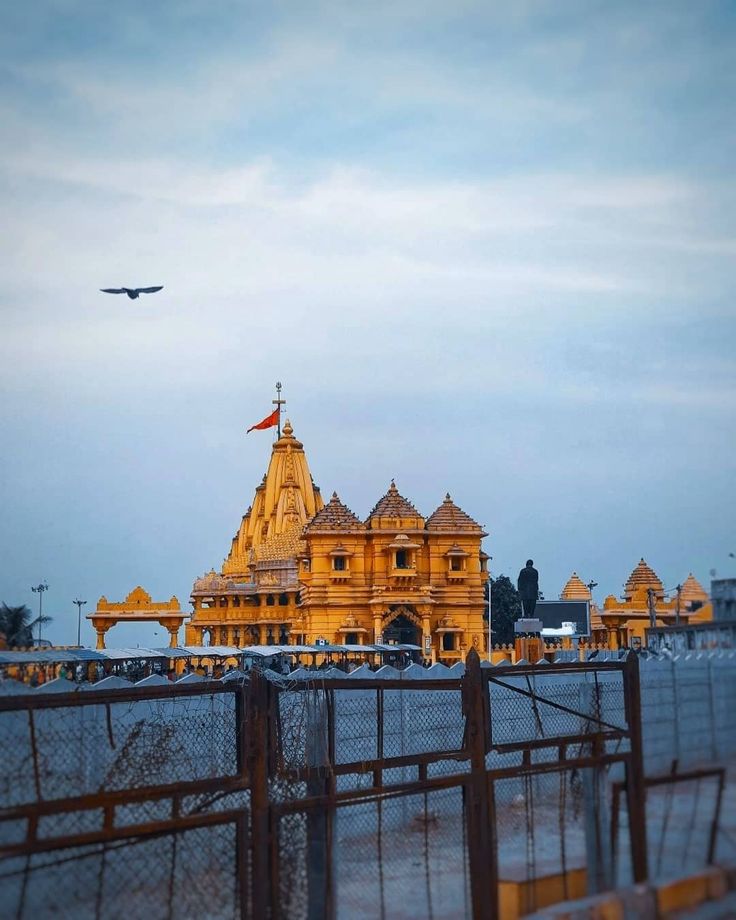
74 599 87 647
31 582 49 645
487 575 493 661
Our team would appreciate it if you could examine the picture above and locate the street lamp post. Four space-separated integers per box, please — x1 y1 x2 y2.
73 599 87 647
31 582 49 645
487 576 492 661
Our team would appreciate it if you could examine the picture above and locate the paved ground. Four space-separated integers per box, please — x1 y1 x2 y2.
670 892 736 918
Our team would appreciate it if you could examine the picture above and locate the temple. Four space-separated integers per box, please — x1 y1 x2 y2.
186 420 489 662
559 561 712 649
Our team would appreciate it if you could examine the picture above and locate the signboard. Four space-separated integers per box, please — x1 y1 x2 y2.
535 600 590 638
315 637 328 647
424 634 432 655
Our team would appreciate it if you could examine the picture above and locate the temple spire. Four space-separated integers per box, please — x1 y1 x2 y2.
272 381 286 438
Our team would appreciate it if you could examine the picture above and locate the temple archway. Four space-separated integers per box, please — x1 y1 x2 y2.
382 607 421 646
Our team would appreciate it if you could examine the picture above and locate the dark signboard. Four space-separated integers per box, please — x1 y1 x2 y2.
535 600 590 637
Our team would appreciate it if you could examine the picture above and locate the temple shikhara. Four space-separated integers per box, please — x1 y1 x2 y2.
186 419 489 661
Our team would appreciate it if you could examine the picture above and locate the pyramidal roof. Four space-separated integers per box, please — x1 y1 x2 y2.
367 481 422 522
305 492 364 532
624 558 664 599
680 573 708 607
426 494 484 532
560 572 591 601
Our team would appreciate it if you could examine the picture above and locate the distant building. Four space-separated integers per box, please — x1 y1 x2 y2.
712 578 736 621
560 561 713 649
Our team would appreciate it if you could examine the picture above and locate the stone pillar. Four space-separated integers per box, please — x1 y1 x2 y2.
373 614 383 644
95 627 108 650
422 615 432 663
167 626 179 648
607 625 619 650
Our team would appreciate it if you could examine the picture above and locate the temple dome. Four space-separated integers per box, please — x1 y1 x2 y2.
680 573 708 609
305 492 364 532
366 481 423 525
624 558 664 601
426 494 485 533
560 572 591 601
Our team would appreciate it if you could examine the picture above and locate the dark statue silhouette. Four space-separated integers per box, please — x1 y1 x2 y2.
517 559 539 618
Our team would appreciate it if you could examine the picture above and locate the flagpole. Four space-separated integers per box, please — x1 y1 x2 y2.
273 381 284 438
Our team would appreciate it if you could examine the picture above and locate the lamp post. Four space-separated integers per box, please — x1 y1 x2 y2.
487 575 492 661
73 599 87 647
31 582 49 645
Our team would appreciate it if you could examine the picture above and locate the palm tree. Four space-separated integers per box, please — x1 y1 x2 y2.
0 603 53 648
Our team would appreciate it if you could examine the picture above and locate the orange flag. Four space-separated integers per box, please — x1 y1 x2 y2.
247 408 279 433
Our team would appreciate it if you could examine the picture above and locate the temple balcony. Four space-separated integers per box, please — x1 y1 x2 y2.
389 567 417 581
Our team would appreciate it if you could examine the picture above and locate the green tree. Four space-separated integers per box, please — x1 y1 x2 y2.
483 575 521 645
0 603 52 648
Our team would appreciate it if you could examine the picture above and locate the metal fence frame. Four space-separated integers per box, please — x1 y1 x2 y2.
0 652 648 920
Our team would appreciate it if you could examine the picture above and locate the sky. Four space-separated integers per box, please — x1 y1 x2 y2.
1 0 734 648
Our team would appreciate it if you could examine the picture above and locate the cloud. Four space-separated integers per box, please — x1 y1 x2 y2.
0 0 734 645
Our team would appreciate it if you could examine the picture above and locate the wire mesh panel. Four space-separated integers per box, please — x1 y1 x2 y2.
0 686 241 810
1 820 242 920
273 788 471 920
494 767 593 913
0 683 249 920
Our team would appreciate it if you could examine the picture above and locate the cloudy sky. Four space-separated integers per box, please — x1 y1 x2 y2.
1 0 734 647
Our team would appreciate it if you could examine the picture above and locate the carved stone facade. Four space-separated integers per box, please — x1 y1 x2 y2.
186 422 489 661
299 487 489 662
87 586 187 649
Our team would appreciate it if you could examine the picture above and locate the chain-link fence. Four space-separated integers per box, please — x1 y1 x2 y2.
0 682 249 920
6 653 729 919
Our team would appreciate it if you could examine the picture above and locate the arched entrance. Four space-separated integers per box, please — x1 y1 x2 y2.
382 608 421 646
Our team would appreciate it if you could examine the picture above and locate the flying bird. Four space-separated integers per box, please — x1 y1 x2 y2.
100 286 164 300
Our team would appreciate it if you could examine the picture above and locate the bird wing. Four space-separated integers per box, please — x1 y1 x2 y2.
136 286 164 294
100 288 126 294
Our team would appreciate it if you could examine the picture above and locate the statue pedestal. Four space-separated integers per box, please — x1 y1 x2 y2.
514 635 544 663
513 618 544 663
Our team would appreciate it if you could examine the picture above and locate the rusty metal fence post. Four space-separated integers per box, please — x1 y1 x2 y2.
463 648 498 920
248 669 273 917
623 651 649 883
